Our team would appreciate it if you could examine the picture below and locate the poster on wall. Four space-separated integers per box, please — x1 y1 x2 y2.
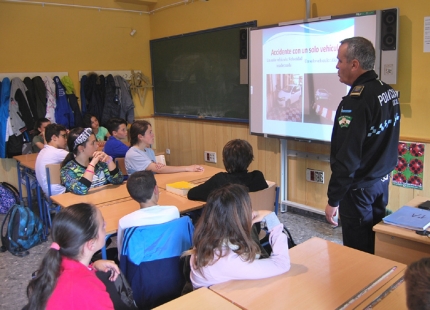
392 142 425 190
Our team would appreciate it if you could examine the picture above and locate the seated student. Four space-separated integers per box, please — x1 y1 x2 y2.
61 127 123 195
117 170 179 255
103 117 129 160
125 120 203 175
185 184 290 288
404 257 430 310
35 124 69 196
32 118 51 153
187 139 268 201
84 114 110 145
26 203 120 309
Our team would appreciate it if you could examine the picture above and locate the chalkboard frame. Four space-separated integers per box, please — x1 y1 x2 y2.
150 21 257 123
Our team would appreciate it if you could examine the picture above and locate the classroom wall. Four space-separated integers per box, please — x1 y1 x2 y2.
0 0 154 190
149 0 430 212
150 0 429 141
0 0 154 117
154 117 281 186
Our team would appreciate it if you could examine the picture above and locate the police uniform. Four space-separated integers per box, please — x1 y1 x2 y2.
328 70 400 254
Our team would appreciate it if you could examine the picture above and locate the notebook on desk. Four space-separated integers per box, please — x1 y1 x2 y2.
166 181 195 196
383 206 430 231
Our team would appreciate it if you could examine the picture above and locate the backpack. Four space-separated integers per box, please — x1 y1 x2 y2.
96 270 138 309
0 182 20 214
260 225 296 255
282 225 297 248
0 204 46 257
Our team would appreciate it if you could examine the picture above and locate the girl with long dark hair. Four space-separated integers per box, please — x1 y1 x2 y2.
26 203 119 309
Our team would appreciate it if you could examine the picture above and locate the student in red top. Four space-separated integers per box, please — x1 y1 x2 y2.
26 203 120 310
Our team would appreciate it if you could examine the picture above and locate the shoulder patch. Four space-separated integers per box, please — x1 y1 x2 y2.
338 116 352 128
350 85 364 97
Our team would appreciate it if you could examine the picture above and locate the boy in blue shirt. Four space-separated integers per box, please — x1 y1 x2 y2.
103 118 129 160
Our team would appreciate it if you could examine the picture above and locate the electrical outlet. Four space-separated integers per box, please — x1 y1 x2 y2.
306 168 324 184
204 151 217 163
166 149 170 155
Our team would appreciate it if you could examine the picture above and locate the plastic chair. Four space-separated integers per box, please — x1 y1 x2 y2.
120 217 194 309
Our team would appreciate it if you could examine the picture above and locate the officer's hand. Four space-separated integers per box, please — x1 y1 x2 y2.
325 204 339 227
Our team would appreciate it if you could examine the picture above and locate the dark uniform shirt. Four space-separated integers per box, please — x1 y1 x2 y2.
327 70 400 207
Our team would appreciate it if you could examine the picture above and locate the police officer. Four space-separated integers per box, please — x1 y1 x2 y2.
325 37 400 254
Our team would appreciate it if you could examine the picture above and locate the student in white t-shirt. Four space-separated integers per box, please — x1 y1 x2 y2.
35 124 69 196
117 170 180 255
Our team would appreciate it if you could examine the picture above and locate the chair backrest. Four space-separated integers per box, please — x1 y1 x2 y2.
45 164 61 196
120 216 194 309
249 181 279 214
115 158 127 176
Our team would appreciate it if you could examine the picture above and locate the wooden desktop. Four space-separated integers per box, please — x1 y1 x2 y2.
50 183 130 207
210 238 406 309
154 165 223 189
99 190 205 234
374 196 430 265
50 165 223 207
354 271 406 309
153 287 239 310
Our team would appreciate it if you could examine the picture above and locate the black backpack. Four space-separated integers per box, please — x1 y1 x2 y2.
0 204 46 257
96 270 138 309
260 225 296 255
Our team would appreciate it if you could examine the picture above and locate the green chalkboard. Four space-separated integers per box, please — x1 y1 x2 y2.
150 21 256 122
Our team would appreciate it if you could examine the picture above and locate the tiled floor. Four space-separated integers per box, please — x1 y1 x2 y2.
0 210 343 309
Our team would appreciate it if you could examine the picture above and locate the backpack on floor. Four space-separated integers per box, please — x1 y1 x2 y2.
0 182 20 214
0 204 46 257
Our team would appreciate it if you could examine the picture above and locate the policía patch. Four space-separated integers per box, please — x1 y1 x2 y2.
350 85 364 97
338 115 352 128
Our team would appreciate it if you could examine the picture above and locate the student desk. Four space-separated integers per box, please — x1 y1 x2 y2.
50 166 222 258
50 165 223 207
153 287 239 310
210 237 406 310
99 190 205 235
354 272 406 309
50 183 131 208
373 196 430 265
154 165 224 189
13 153 38 163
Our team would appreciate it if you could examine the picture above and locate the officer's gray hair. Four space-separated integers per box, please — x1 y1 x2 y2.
340 37 375 70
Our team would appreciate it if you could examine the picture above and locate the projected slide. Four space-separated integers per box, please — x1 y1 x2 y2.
250 14 377 142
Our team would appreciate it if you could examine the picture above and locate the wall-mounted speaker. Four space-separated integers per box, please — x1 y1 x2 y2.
380 8 397 50
379 8 399 84
239 28 249 84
